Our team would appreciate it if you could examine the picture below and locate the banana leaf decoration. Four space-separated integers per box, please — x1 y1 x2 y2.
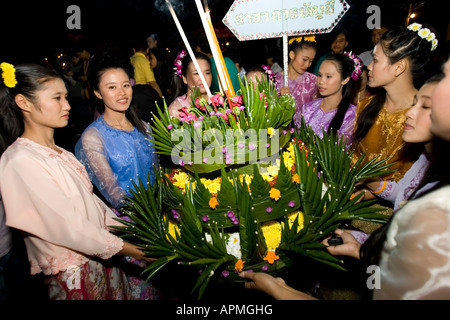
111 117 394 299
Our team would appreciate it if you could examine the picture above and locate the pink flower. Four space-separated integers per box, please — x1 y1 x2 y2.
230 95 243 107
194 96 207 112
179 107 197 124
210 93 225 106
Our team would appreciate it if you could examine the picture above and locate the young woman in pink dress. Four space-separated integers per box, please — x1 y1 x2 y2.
0 62 152 300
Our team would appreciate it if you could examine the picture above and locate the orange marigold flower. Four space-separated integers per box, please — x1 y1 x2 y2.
235 259 245 272
269 188 281 201
209 196 219 209
292 173 299 184
263 250 279 264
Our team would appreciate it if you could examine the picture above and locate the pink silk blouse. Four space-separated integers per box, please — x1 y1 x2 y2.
0 138 124 275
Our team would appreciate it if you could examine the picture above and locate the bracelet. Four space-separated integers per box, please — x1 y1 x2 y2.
372 180 387 194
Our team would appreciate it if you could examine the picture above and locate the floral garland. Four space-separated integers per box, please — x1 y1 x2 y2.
0 62 17 88
344 51 363 81
173 50 187 78
407 23 438 51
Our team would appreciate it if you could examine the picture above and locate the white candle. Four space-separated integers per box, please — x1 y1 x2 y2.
165 0 212 98
194 0 234 96
283 34 288 87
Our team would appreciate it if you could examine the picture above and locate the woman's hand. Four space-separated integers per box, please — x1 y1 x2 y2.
323 228 362 260
120 242 157 264
280 86 291 96
239 271 317 300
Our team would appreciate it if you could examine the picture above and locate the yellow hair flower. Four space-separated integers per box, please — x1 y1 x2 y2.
303 35 316 43
235 259 245 272
209 196 219 209
269 188 281 201
263 250 280 264
288 36 302 45
0 62 18 88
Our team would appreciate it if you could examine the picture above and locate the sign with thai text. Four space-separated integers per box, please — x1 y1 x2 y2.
223 0 350 41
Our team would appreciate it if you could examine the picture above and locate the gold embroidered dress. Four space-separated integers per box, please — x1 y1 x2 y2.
351 96 418 182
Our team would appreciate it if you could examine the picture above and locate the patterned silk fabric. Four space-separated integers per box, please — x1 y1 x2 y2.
75 115 158 209
350 96 420 182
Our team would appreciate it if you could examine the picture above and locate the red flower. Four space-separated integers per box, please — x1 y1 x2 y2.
179 107 197 123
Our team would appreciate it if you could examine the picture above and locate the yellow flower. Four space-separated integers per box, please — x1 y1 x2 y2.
167 220 180 242
266 164 280 177
261 220 282 250
172 171 191 191
292 173 299 184
267 127 276 137
209 196 219 209
201 178 221 194
286 211 304 232
263 250 279 264
0 62 18 88
269 188 281 201
235 259 245 272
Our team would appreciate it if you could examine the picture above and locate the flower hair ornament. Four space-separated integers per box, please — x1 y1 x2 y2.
407 23 438 51
1 62 17 88
173 50 187 78
344 51 363 81
261 64 274 81
288 35 316 45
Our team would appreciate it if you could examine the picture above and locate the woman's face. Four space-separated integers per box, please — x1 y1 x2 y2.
359 69 368 91
183 58 212 95
317 60 349 98
367 44 398 88
330 33 348 54
94 68 132 114
26 78 71 129
431 59 450 140
289 47 316 76
403 82 436 143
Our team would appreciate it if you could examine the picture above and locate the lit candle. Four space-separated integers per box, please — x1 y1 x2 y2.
194 0 234 97
165 0 212 98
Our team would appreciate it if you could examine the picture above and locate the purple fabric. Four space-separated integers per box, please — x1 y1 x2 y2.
378 152 435 211
297 98 356 149
274 71 318 125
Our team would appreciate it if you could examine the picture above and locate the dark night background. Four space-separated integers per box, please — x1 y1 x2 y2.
1 0 448 68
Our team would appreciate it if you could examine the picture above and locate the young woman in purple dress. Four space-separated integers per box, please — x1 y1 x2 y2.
297 52 362 149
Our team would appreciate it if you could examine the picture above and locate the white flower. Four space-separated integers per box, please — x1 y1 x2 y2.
431 39 438 51
226 232 241 259
407 23 422 31
418 28 431 39
427 32 436 41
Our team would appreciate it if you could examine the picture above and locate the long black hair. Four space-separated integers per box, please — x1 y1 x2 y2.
352 25 435 146
320 53 360 134
88 50 147 135
0 63 61 156
360 72 446 269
